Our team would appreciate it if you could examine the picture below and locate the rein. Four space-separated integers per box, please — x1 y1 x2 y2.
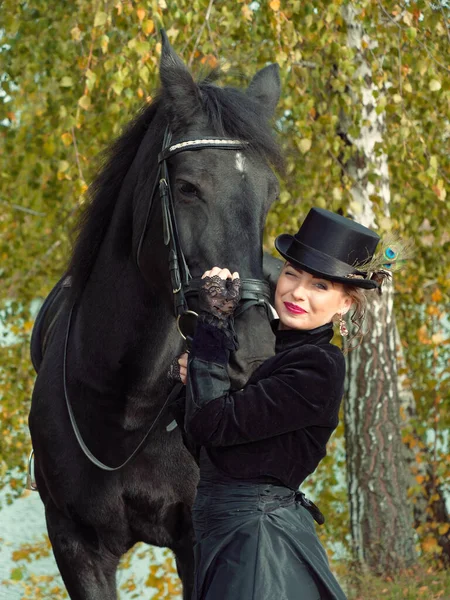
64 129 272 471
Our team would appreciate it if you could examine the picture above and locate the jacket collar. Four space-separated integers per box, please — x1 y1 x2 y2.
271 320 334 353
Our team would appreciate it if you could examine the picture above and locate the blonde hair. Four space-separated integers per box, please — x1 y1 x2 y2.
341 285 368 350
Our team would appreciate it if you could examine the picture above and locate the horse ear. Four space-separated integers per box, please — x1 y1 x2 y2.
159 30 201 116
247 64 281 118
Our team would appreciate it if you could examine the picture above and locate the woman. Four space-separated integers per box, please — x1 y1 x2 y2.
175 207 394 600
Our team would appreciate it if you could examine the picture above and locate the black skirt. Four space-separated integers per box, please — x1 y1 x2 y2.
191 462 348 600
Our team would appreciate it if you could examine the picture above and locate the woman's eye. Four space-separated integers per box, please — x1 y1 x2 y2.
179 182 199 197
285 271 296 277
315 282 328 290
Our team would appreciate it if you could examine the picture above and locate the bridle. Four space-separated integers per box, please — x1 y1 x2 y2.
63 129 273 471
136 128 272 327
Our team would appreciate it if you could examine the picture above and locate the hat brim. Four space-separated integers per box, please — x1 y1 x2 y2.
274 234 379 290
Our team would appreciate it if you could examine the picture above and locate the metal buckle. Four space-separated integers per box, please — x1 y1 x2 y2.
25 449 38 491
176 310 198 341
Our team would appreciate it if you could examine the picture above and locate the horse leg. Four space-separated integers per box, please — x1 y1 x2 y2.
45 501 120 600
173 539 195 600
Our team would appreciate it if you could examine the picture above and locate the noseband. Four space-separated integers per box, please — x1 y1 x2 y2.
136 128 272 327
62 129 273 472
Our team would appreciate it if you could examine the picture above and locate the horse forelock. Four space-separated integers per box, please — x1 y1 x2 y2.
196 79 284 171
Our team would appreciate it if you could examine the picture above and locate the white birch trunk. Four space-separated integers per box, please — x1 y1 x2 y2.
341 4 416 573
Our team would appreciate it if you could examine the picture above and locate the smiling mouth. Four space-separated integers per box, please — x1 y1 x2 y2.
284 302 307 315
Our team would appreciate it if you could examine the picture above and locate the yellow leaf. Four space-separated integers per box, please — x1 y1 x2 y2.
60 76 73 87
136 7 146 21
242 5 253 21
402 11 413 26
417 324 430 344
422 536 438 552
101 35 109 54
298 138 312 154
58 160 70 173
71 26 81 41
61 133 72 146
433 180 446 201
332 187 342 201
270 0 280 10
439 523 450 535
94 11 108 27
427 305 440 316
429 79 441 92
142 19 154 35
431 332 444 344
78 95 92 110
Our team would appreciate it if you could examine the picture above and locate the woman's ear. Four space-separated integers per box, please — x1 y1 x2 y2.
339 295 353 316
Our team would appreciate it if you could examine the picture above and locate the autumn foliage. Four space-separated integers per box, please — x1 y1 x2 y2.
1 0 449 597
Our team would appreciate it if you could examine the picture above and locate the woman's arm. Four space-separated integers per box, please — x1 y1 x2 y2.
184 321 344 447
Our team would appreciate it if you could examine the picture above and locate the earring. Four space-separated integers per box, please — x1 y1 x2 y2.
339 313 348 337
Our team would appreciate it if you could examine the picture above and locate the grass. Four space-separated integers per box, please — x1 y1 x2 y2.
338 563 450 600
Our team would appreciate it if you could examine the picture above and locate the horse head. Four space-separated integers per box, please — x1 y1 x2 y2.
133 33 283 386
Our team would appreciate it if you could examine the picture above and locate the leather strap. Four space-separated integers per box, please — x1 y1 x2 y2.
63 301 181 472
65 129 272 472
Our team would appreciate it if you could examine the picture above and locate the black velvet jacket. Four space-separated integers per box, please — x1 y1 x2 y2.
184 320 346 491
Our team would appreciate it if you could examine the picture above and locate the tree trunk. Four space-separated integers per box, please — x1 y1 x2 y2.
344 286 417 573
341 3 417 574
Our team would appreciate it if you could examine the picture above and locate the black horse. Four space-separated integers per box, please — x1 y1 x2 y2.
29 33 283 600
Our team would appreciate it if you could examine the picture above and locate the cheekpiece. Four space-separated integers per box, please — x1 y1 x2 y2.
275 207 381 289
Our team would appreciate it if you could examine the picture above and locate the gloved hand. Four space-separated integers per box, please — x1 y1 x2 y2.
167 353 188 385
199 267 241 322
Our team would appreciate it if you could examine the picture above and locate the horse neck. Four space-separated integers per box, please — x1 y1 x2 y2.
75 198 178 371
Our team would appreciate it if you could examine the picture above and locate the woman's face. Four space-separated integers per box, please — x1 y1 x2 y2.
274 263 352 331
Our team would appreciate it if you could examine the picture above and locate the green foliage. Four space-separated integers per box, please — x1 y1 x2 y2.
1 0 448 593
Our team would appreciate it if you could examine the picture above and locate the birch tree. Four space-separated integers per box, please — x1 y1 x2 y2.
341 3 416 572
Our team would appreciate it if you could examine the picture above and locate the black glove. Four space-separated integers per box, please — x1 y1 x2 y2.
198 275 241 325
167 356 182 383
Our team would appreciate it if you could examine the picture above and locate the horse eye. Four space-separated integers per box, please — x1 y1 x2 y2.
179 182 199 197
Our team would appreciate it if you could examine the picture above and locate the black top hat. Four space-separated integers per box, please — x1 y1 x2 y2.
275 208 380 289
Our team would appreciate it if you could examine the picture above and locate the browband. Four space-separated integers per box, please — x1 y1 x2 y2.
158 138 247 162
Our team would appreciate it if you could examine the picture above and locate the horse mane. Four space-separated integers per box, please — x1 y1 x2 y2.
67 72 283 300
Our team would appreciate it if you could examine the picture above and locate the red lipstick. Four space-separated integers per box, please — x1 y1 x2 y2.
284 302 307 315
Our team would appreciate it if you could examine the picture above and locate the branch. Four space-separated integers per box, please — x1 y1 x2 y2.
6 240 62 298
188 0 214 68
0 199 45 217
292 61 318 69
327 149 371 201
437 0 450 46
401 104 450 185
377 0 450 74
71 126 85 183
